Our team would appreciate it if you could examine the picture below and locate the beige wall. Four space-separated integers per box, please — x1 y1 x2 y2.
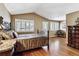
66 11 79 26
66 11 79 41
0 4 11 23
11 13 59 37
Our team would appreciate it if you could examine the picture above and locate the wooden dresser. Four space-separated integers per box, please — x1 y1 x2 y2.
68 26 79 49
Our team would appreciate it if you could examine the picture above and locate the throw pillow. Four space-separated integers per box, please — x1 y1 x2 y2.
0 31 11 40
12 31 18 38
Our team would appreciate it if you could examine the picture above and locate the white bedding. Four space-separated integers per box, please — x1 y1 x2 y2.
17 34 47 40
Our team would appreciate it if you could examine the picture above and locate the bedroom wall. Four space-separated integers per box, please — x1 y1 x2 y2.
11 13 58 37
0 3 11 23
66 11 79 26
66 11 79 41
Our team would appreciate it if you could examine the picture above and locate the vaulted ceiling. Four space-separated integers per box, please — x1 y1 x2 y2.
4 3 79 21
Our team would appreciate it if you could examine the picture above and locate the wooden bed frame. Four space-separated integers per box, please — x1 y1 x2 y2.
15 31 49 52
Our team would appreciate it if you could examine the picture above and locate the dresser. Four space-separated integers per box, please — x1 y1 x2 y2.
68 26 79 49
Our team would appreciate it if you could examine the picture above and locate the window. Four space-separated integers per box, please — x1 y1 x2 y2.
42 21 49 31
15 19 34 32
50 22 59 31
60 21 66 31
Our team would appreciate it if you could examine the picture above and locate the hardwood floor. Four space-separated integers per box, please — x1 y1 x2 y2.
14 47 49 56
14 37 79 56
49 38 79 56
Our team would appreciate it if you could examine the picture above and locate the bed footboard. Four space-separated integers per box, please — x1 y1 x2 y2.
15 37 49 52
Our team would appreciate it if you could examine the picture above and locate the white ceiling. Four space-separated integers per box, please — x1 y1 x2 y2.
4 3 79 21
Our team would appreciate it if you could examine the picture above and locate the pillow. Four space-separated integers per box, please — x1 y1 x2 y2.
12 31 18 38
0 34 2 40
0 31 11 40
6 31 14 39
